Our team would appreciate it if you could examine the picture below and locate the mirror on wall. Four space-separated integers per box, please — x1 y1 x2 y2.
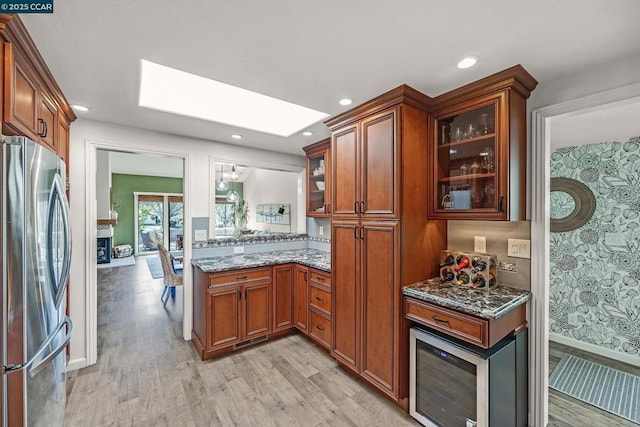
211 160 302 237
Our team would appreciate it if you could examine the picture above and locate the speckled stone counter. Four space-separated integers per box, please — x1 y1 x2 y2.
403 278 530 320
192 248 330 273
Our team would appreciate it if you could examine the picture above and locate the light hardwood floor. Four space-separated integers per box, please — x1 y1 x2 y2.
64 258 418 426
548 340 640 427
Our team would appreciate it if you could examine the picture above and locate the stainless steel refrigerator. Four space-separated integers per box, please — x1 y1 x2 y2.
1 136 73 426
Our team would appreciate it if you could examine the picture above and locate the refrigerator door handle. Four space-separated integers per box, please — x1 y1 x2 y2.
2 317 73 377
47 172 72 309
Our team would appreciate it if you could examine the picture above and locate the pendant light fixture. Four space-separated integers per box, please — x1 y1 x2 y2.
226 190 239 203
229 165 239 181
215 164 229 191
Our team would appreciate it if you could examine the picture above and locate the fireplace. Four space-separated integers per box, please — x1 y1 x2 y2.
97 237 112 264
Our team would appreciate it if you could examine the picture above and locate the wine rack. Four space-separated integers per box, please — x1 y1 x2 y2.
438 250 497 290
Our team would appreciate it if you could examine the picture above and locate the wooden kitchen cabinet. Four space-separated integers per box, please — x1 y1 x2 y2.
273 264 294 332
293 265 308 333
192 266 273 359
331 108 398 219
308 269 331 349
428 65 538 220
0 16 76 165
303 138 331 217
326 86 447 407
332 220 399 395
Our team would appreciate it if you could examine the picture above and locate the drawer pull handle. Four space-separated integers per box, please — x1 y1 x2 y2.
316 325 325 331
431 315 451 325
315 296 324 302
236 275 248 280
315 276 325 282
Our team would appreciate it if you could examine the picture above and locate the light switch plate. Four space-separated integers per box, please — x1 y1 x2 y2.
507 238 531 259
234 246 244 254
319 226 324 236
474 236 486 253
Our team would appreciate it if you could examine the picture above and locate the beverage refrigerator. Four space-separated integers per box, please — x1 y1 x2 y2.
1 136 73 426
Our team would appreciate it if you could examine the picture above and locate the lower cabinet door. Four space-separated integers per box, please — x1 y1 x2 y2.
331 220 360 371
207 286 242 351
361 221 399 397
294 265 308 332
273 265 294 331
244 281 272 339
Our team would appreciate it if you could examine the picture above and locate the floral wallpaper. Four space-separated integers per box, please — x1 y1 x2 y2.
550 136 640 359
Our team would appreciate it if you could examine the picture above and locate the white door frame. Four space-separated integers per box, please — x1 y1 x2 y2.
85 140 192 366
530 82 640 426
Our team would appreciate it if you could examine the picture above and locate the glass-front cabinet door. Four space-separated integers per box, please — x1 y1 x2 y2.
430 93 507 219
304 138 331 217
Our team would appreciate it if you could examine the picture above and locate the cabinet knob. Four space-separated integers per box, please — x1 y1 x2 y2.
316 325 325 331
316 296 324 302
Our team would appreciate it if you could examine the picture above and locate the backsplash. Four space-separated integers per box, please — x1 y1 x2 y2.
447 220 531 290
550 136 640 359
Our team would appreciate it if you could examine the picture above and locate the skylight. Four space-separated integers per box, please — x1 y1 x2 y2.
138 60 329 137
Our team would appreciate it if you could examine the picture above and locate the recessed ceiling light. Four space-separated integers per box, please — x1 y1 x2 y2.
339 98 353 106
302 131 313 136
231 134 243 139
71 104 90 112
139 60 329 137
457 56 479 69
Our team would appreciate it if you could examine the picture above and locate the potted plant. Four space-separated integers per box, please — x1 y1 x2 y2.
233 199 250 233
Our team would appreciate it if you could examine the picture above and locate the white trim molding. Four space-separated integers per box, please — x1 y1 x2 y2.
85 139 192 367
530 82 640 426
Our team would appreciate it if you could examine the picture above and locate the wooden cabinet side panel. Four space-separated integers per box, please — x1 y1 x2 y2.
244 281 272 339
331 125 359 218
293 265 308 332
208 287 242 350
331 221 360 370
361 222 399 396
273 264 294 331
361 109 398 218
191 267 209 346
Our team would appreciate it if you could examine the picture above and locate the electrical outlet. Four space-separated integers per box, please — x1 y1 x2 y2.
507 239 531 259
233 246 244 254
194 229 207 242
474 236 486 253
319 226 324 236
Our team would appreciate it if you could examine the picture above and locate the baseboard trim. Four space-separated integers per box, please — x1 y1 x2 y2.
550 332 640 368
66 357 87 372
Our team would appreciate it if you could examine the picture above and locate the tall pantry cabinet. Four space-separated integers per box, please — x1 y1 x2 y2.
325 86 447 407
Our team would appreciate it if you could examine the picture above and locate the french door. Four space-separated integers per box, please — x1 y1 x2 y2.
135 193 183 254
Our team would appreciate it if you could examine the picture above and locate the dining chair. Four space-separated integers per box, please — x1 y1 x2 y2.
157 244 183 307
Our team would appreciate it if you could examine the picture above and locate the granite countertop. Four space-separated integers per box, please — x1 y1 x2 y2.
192 249 330 274
403 278 531 320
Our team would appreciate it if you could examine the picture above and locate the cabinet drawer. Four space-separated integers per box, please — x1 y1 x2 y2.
309 285 331 314
404 297 488 348
309 270 331 287
208 267 272 287
309 310 331 349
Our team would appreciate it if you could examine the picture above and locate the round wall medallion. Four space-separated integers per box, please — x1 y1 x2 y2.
550 177 596 232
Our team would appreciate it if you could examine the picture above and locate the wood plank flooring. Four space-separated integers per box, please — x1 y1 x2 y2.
548 340 640 426
65 258 418 426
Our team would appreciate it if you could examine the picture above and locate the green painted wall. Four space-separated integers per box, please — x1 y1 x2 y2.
111 173 183 247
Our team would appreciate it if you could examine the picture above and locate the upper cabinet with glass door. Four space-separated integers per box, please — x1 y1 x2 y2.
428 65 538 220
303 138 331 217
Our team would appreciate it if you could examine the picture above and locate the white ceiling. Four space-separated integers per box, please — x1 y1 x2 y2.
21 0 640 155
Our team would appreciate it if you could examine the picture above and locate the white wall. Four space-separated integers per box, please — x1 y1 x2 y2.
109 151 184 178
68 119 305 369
95 150 111 218
243 169 299 233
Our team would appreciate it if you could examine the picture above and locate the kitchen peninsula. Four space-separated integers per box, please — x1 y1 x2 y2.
191 235 332 361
